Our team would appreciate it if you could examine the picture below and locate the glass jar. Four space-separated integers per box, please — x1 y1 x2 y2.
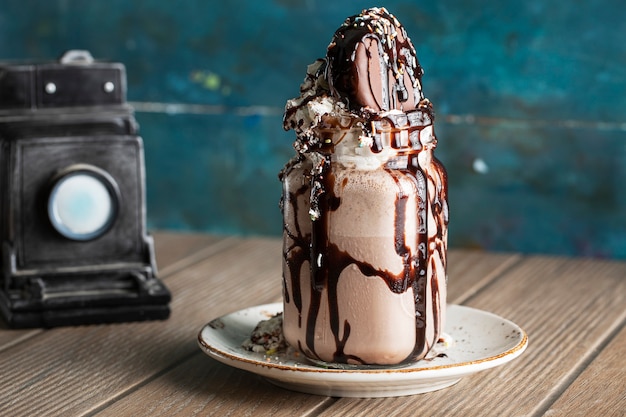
280 110 447 367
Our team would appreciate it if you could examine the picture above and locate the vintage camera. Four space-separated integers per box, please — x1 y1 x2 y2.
0 50 170 327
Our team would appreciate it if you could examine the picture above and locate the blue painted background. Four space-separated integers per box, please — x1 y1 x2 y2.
1 0 625 259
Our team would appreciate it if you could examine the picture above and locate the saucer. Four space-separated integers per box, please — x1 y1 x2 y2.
197 303 527 398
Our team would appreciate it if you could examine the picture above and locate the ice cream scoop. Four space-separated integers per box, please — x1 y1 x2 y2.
280 7 448 366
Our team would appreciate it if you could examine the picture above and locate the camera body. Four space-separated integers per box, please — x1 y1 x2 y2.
0 51 170 327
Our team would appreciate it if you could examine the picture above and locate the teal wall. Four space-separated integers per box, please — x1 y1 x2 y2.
1 1 625 259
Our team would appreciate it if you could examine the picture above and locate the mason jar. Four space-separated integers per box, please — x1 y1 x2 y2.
280 110 447 367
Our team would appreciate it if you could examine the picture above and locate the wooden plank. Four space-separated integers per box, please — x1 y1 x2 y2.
92 353 334 417
0 237 285 417
86 249 520 416
151 230 225 271
317 256 626 417
446 249 521 303
543 324 626 417
0 238 562 417
0 327 41 353
152 231 251 278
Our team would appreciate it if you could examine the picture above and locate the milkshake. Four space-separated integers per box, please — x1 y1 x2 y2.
280 7 448 366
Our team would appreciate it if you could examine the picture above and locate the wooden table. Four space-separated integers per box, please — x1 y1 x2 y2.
1 232 624 416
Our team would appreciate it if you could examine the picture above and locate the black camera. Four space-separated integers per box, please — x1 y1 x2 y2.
0 50 170 327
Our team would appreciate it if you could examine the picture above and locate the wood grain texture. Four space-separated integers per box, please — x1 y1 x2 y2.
0 235 283 417
151 231 224 271
2 234 625 417
0 326 41 352
446 249 521 303
543 325 626 417
92 352 333 417
316 256 626 417
85 248 520 417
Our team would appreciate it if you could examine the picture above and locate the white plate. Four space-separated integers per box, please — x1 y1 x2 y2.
197 303 528 398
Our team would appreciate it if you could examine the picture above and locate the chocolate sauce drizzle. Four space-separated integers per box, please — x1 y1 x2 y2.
281 148 446 364
281 113 447 364
326 7 424 112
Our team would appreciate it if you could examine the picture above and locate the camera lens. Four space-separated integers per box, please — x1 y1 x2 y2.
47 166 119 241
